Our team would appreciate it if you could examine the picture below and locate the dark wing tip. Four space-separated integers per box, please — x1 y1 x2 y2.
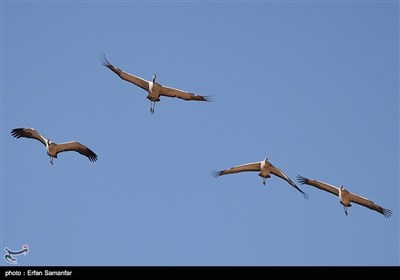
203 95 213 103
382 208 392 218
10 128 25 139
187 94 213 102
211 170 223 178
301 191 310 200
297 175 308 185
89 154 98 162
89 155 98 162
86 148 98 162
295 176 310 198
100 53 111 67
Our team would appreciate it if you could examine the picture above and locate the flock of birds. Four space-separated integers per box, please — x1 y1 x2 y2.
10 54 392 219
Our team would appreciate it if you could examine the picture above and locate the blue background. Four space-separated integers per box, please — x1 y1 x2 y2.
1 1 398 266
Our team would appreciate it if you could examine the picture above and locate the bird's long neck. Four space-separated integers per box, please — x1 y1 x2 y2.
338 186 344 199
46 139 55 148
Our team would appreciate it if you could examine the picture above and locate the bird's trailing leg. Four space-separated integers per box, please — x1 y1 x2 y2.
49 156 54 165
150 101 155 114
263 178 266 185
344 206 348 216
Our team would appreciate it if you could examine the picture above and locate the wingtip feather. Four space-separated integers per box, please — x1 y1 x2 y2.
382 208 392 218
297 175 307 185
100 53 111 67
203 95 213 103
211 170 223 178
10 128 25 139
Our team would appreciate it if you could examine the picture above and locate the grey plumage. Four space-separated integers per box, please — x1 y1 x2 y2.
11 128 98 164
297 175 392 218
212 157 309 199
101 54 211 113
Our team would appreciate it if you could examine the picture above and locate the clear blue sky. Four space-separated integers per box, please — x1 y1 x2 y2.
1 0 398 266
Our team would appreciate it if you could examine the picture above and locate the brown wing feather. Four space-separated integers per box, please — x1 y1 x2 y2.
101 54 149 92
212 162 261 177
297 175 339 197
159 85 212 102
348 193 392 218
55 141 98 162
11 127 47 146
270 166 309 199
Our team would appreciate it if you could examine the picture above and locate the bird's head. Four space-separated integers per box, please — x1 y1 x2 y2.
264 156 268 163
152 74 157 82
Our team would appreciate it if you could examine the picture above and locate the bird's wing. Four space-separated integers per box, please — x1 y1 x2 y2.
55 141 98 162
270 165 309 199
212 162 261 177
11 128 47 146
100 54 149 91
297 175 339 197
159 85 212 102
348 193 392 218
